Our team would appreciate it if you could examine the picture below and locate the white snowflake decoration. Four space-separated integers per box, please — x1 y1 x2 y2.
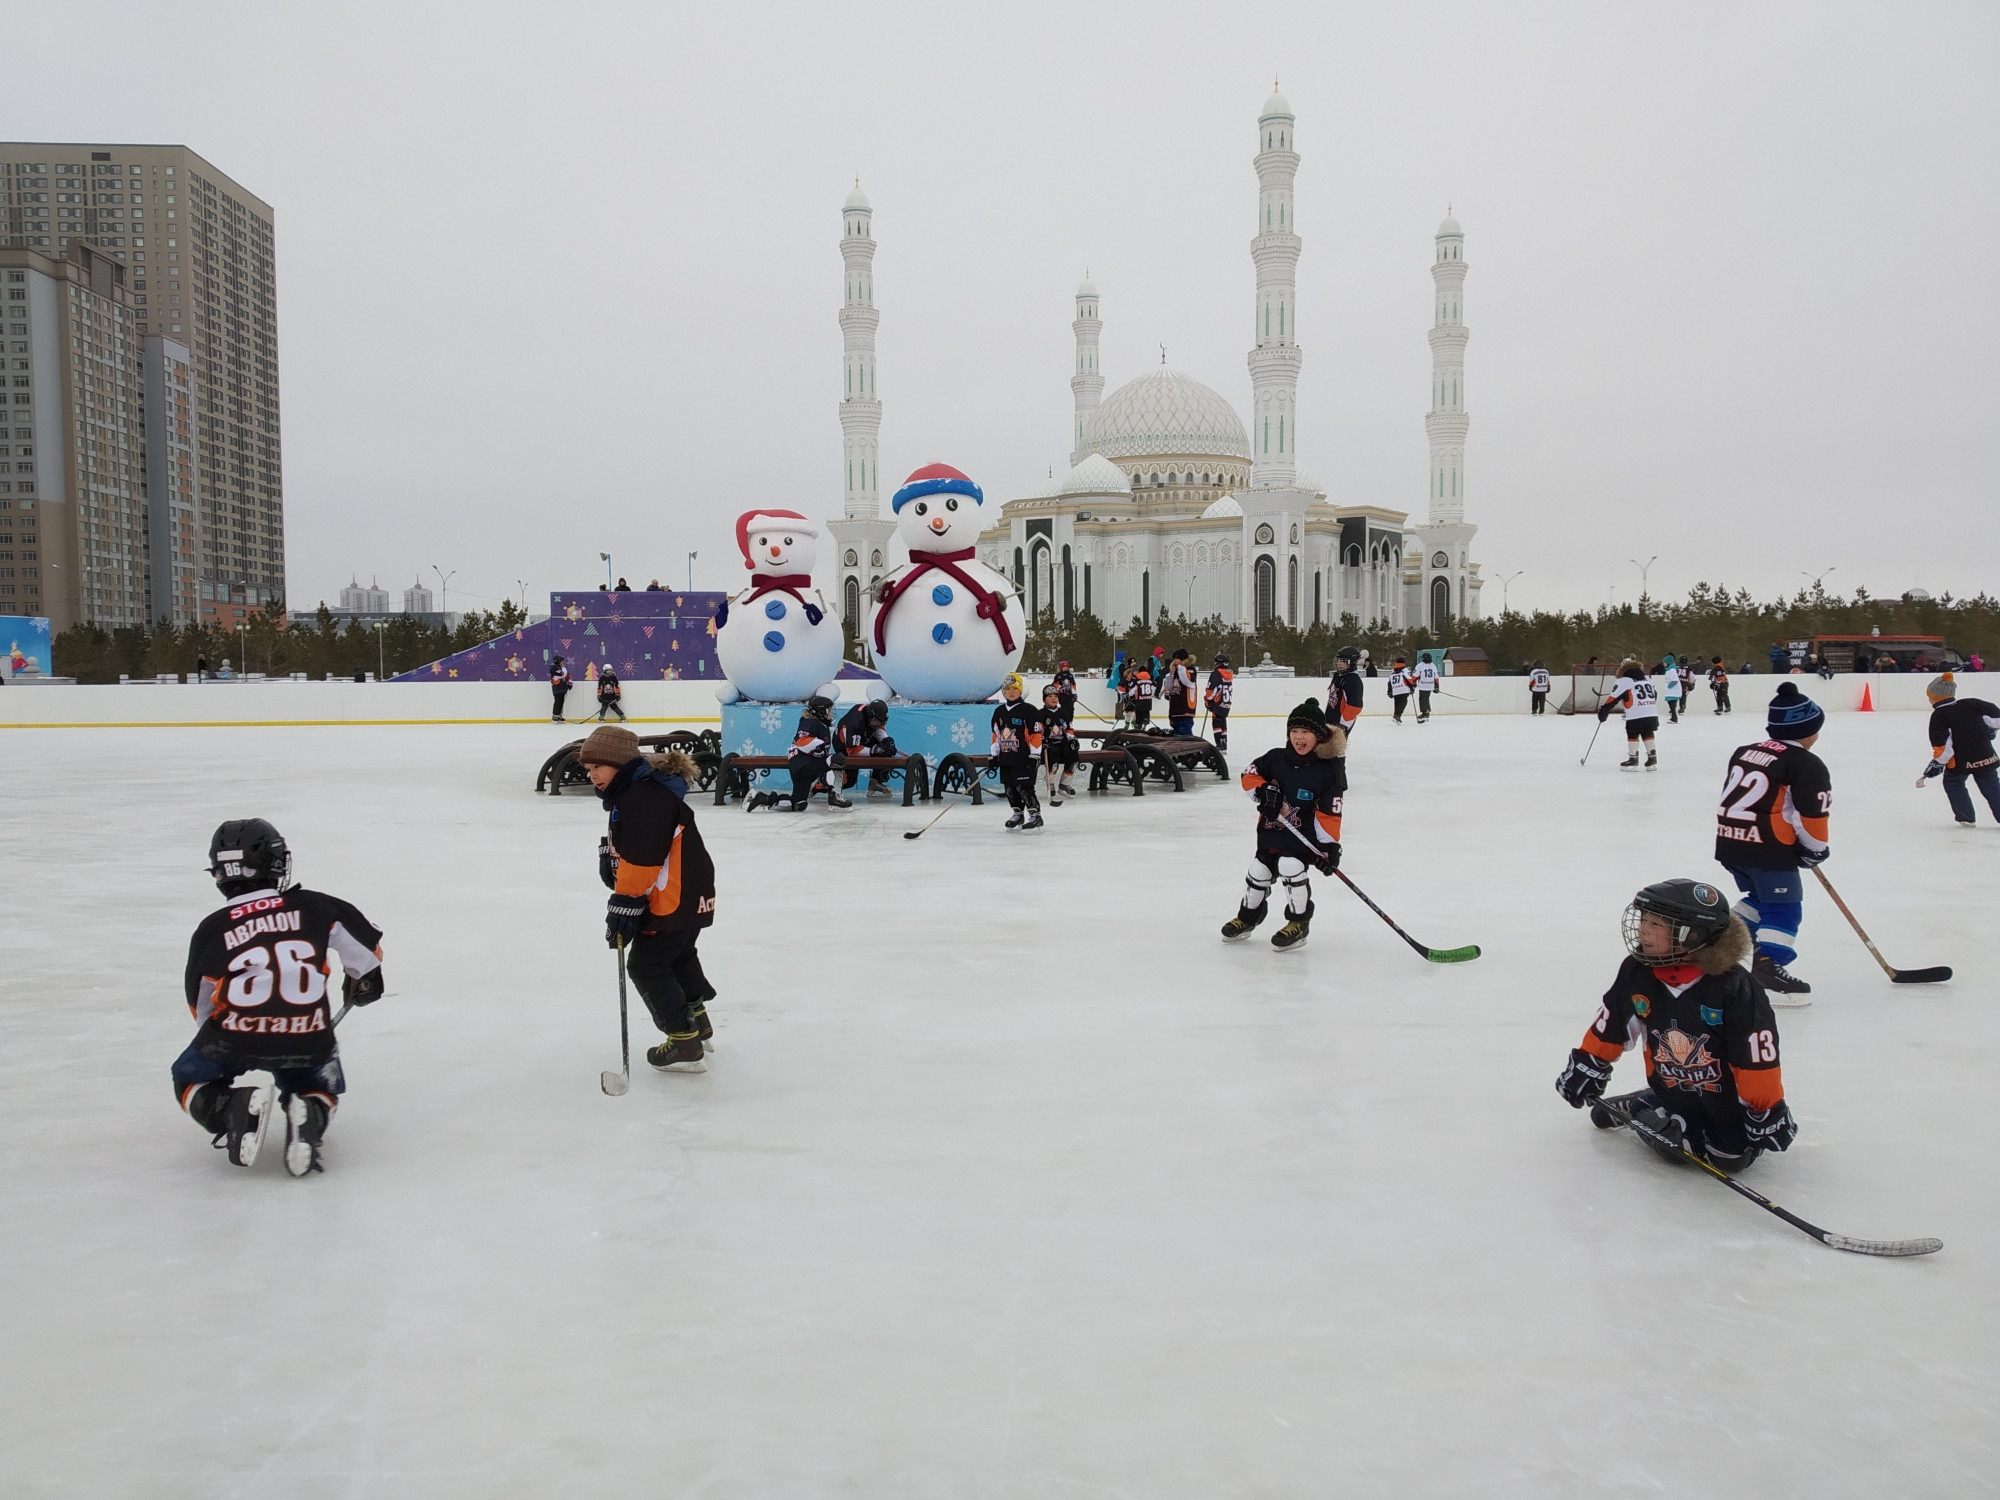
950 717 977 748
758 705 784 733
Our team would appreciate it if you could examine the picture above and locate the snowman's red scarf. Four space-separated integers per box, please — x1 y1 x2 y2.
745 572 814 604
872 547 1015 656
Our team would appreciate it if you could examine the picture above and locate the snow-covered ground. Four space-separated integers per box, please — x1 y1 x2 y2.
2 707 1991 1497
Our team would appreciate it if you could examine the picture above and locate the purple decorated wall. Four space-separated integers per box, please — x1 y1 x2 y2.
395 590 727 683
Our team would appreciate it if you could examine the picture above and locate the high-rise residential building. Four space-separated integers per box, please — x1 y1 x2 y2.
1 143 284 624
402 579 433 615
339 577 390 613
141 335 197 625
0 241 148 629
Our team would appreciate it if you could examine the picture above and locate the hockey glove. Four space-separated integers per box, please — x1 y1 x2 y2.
1923 759 1945 781
343 968 386 1007
1796 844 1830 868
803 602 824 626
606 892 648 948
1555 1047 1615 1108
1255 782 1285 820
713 598 729 629
1315 840 1342 875
598 834 618 890
1744 1101 1797 1153
1595 702 1612 723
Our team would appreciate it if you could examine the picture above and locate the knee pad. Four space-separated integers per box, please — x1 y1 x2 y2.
1245 858 1276 891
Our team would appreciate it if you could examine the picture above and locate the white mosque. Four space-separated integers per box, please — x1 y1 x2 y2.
827 86 1482 641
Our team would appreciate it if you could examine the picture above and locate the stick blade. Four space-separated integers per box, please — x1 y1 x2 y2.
600 1069 629 1097
1426 945 1482 963
902 830 924 840
1823 1232 1944 1258
1890 966 1953 985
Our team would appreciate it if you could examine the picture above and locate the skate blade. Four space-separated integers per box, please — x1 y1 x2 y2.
1767 995 1813 1009
651 1059 708 1074
600 1069 630 1095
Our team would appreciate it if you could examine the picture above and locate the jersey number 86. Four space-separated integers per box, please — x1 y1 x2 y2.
227 941 328 1007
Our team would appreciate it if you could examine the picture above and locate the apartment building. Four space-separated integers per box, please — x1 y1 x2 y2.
1 143 283 626
141 336 196 624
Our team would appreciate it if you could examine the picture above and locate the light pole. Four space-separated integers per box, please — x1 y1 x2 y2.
1608 583 1618 614
516 579 528 615
687 551 698 591
236 623 247 676
1495 570 1523 616
1630 555 1658 610
1185 573 1198 623
374 621 386 680
1800 566 1837 593
600 552 612 589
432 565 457 621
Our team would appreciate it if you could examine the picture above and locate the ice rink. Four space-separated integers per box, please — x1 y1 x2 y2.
2 706 1992 1497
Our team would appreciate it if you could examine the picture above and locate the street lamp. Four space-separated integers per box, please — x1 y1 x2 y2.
1630 555 1658 606
687 551 698 591
432 565 457 620
1185 573 1198 622
236 623 247 676
1495 569 1523 616
600 552 612 589
516 579 528 614
1801 566 1837 592
373 620 387 680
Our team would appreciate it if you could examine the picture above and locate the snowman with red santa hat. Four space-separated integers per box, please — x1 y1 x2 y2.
713 509 844 704
871 464 1024 702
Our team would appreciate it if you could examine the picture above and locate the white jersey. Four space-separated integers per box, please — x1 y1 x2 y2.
1388 669 1412 697
1529 669 1551 693
1414 662 1439 691
1610 678 1659 723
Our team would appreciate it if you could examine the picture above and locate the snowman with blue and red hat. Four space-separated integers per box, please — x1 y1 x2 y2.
870 464 1024 703
713 508 844 704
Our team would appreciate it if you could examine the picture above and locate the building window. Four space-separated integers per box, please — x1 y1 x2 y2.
1083 563 1091 616
1061 544 1073 622
1013 547 1024 589
1314 571 1322 624
1430 576 1451 632
1287 556 1298 624
1254 555 1275 627
1254 522 1274 546
843 575 860 624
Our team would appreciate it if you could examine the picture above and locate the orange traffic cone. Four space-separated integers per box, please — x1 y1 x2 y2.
1858 683 1874 712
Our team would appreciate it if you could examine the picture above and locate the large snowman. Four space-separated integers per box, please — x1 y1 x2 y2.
713 509 844 704
870 464 1024 703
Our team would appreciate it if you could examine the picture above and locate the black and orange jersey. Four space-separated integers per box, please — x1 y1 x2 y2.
597 671 622 701
1714 739 1831 870
1051 668 1077 698
183 887 383 1064
1928 697 2000 771
1325 668 1364 728
789 711 833 762
1242 746 1345 848
1131 671 1155 702
1205 667 1234 710
1041 706 1078 753
604 759 716 930
1708 665 1729 690
990 698 1045 764
1577 957 1784 1115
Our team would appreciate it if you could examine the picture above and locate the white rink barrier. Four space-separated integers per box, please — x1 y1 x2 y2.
0 670 1981 729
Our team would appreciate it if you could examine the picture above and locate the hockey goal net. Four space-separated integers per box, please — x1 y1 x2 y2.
1557 663 1622 716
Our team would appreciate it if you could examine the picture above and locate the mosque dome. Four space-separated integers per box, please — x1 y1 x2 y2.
1201 493 1244 519
1025 470 1063 499
1077 274 1098 298
1292 465 1324 498
1437 213 1461 237
1085 368 1250 462
1262 88 1293 121
845 183 871 212
1058 453 1132 497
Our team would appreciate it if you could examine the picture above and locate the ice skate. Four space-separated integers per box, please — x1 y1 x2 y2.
283 1094 329 1177
1022 804 1045 832
1628 1104 1689 1165
1589 1089 1656 1130
1271 902 1313 952
646 1035 708 1073
1753 954 1812 1000
1220 901 1267 942
825 787 854 809
1004 806 1026 830
1619 752 1640 771
866 780 893 800
1644 749 1657 771
1059 775 1078 799
691 1001 714 1054
221 1070 277 1167
744 790 779 813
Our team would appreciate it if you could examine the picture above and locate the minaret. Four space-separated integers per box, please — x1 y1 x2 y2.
1069 273 1103 467
827 182 897 639
838 180 881 517
1247 82 1301 489
1426 210 1468 522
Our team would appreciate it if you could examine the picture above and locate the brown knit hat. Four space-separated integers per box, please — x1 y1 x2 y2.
577 725 641 769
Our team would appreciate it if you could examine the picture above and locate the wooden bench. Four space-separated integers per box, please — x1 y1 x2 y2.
930 744 1153 803
535 730 721 797
711 751 932 807
1076 727 1227 786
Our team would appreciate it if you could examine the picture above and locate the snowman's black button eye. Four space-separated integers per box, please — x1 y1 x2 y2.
914 501 927 516
945 497 958 511
783 536 794 545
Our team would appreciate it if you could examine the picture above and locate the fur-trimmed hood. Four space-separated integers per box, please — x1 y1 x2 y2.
648 749 699 782
1693 913 1754 975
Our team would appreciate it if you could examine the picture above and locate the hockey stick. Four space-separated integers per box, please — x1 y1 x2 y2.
1579 717 1605 766
1809 866 1952 985
601 937 631 1096
331 1002 352 1029
903 784 980 840
1593 1095 1942 1257
1275 821 1481 962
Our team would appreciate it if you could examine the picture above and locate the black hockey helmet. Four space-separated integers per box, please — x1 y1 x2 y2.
863 698 889 725
806 694 835 718
1214 652 1230 665
1622 878 1732 967
1335 644 1360 664
209 818 293 897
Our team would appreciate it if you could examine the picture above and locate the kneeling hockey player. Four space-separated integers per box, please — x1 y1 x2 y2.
837 697 898 799
1222 699 1344 951
1556 878 1794 1172
991 673 1045 830
1041 682 1080 804
747 694 849 811
174 819 385 1176
1715 683 1830 997
582 725 718 1072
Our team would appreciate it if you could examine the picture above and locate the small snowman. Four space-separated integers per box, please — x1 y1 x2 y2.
870 464 1023 703
713 509 844 704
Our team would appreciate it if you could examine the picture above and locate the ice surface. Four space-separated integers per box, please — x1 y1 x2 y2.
1 710 1992 1496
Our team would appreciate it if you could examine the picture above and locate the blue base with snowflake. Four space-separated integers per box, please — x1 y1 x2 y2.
719 700 999 791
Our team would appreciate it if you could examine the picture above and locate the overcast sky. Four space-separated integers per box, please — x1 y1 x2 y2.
12 1 1997 618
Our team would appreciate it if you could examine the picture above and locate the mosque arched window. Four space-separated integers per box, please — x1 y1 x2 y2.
843 576 860 623
1254 523 1274 545
1254 556 1275 627
1314 571 1322 624
1014 548 1024 588
1287 557 1299 624
844 549 858 567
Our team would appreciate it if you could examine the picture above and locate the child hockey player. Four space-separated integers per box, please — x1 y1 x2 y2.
1528 660 1551 715
1324 645 1364 750
1129 663 1156 729
1051 660 1078 720
991 673 1045 829
1388 655 1413 723
1555 878 1794 1172
1413 652 1439 722
174 819 385 1176
836 697 899 799
1715 683 1829 997
591 666 627 722
1708 656 1732 715
582 726 718 1071
1597 661 1661 770
1205 653 1235 751
747 695 850 811
1165 648 1198 735
1041 682 1080 804
1919 673 2000 825
1221 699 1344 952
550 655 573 722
